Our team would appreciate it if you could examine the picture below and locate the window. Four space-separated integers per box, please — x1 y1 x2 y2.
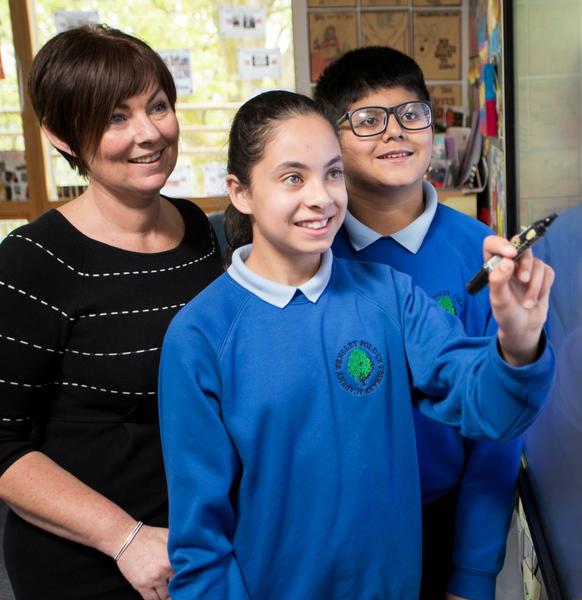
0 1 294 221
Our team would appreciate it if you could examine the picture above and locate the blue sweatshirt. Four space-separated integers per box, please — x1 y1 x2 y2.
158 247 553 600
333 184 522 598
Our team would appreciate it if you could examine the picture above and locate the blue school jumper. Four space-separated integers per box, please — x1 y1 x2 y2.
332 181 523 599
159 245 553 600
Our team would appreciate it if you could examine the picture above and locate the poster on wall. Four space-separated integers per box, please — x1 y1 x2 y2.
487 0 502 58
161 164 193 198
219 6 266 39
237 48 282 80
488 143 506 235
361 11 409 52
159 50 193 97
413 11 461 80
203 163 227 197
54 10 100 33
427 83 462 124
308 0 356 7
309 12 357 82
0 152 28 202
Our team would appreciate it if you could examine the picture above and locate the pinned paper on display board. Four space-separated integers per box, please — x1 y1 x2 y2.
161 164 193 199
308 12 357 81
427 83 462 125
159 50 193 97
361 11 409 53
413 11 461 80
488 143 506 235
0 151 28 201
237 48 282 80
479 63 497 137
487 0 502 58
476 1 488 62
219 7 266 39
54 10 100 33
203 163 227 197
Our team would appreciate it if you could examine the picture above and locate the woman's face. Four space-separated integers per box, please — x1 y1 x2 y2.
86 84 179 201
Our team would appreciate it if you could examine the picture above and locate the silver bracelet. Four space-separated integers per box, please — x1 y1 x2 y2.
113 520 144 562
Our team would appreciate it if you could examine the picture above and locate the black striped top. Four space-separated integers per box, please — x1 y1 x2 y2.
0 197 223 520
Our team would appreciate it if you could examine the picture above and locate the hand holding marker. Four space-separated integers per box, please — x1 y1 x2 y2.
467 214 558 295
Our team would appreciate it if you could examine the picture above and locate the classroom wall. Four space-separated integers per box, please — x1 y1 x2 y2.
513 0 582 223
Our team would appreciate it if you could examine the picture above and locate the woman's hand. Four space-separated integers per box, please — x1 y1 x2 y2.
116 525 173 600
484 235 554 366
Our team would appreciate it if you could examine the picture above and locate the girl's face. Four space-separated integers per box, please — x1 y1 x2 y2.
236 114 347 283
86 84 179 201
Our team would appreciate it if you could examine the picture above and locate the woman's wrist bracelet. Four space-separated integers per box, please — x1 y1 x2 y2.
113 520 144 561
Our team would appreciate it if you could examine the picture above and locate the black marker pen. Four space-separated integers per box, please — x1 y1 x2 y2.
466 213 558 295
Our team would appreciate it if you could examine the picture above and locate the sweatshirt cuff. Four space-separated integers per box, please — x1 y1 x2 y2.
492 330 555 406
448 567 497 600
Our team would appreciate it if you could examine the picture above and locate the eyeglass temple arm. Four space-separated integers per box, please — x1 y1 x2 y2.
335 114 349 127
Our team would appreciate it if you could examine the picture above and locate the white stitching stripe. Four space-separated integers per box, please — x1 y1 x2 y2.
0 280 187 322
7 227 216 277
0 333 160 357
0 279 71 319
0 378 156 396
78 303 186 319
1 416 31 422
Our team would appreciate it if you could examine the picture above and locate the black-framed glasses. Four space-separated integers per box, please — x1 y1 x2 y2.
337 101 432 137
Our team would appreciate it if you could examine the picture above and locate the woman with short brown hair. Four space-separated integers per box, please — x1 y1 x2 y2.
0 25 222 599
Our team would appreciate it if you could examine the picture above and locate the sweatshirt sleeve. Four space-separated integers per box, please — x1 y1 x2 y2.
445 437 521 599
0 230 72 474
444 288 521 598
158 313 250 600
394 272 555 441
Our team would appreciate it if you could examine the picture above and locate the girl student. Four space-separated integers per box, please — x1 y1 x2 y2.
158 91 555 599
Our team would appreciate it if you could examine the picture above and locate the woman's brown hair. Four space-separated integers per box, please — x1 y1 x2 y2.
28 24 177 177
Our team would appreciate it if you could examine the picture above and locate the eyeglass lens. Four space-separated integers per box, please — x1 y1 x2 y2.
349 103 431 135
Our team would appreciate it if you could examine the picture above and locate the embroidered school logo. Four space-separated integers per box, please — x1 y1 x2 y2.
432 290 463 317
336 340 384 396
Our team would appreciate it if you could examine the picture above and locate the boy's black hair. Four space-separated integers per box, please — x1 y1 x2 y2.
313 46 431 125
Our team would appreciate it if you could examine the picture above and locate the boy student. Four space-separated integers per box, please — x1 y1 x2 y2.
315 46 520 600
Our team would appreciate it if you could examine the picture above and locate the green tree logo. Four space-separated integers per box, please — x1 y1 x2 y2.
437 295 457 316
347 348 373 383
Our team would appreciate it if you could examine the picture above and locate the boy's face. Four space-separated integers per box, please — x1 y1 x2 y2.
338 86 433 193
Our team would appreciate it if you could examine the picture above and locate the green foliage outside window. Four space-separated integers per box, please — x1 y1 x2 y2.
1 0 294 195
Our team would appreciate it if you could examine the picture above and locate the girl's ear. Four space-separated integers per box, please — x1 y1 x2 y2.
42 126 76 157
226 174 253 215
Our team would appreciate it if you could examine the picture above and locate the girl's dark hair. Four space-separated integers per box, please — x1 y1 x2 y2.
28 24 177 177
225 90 334 262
